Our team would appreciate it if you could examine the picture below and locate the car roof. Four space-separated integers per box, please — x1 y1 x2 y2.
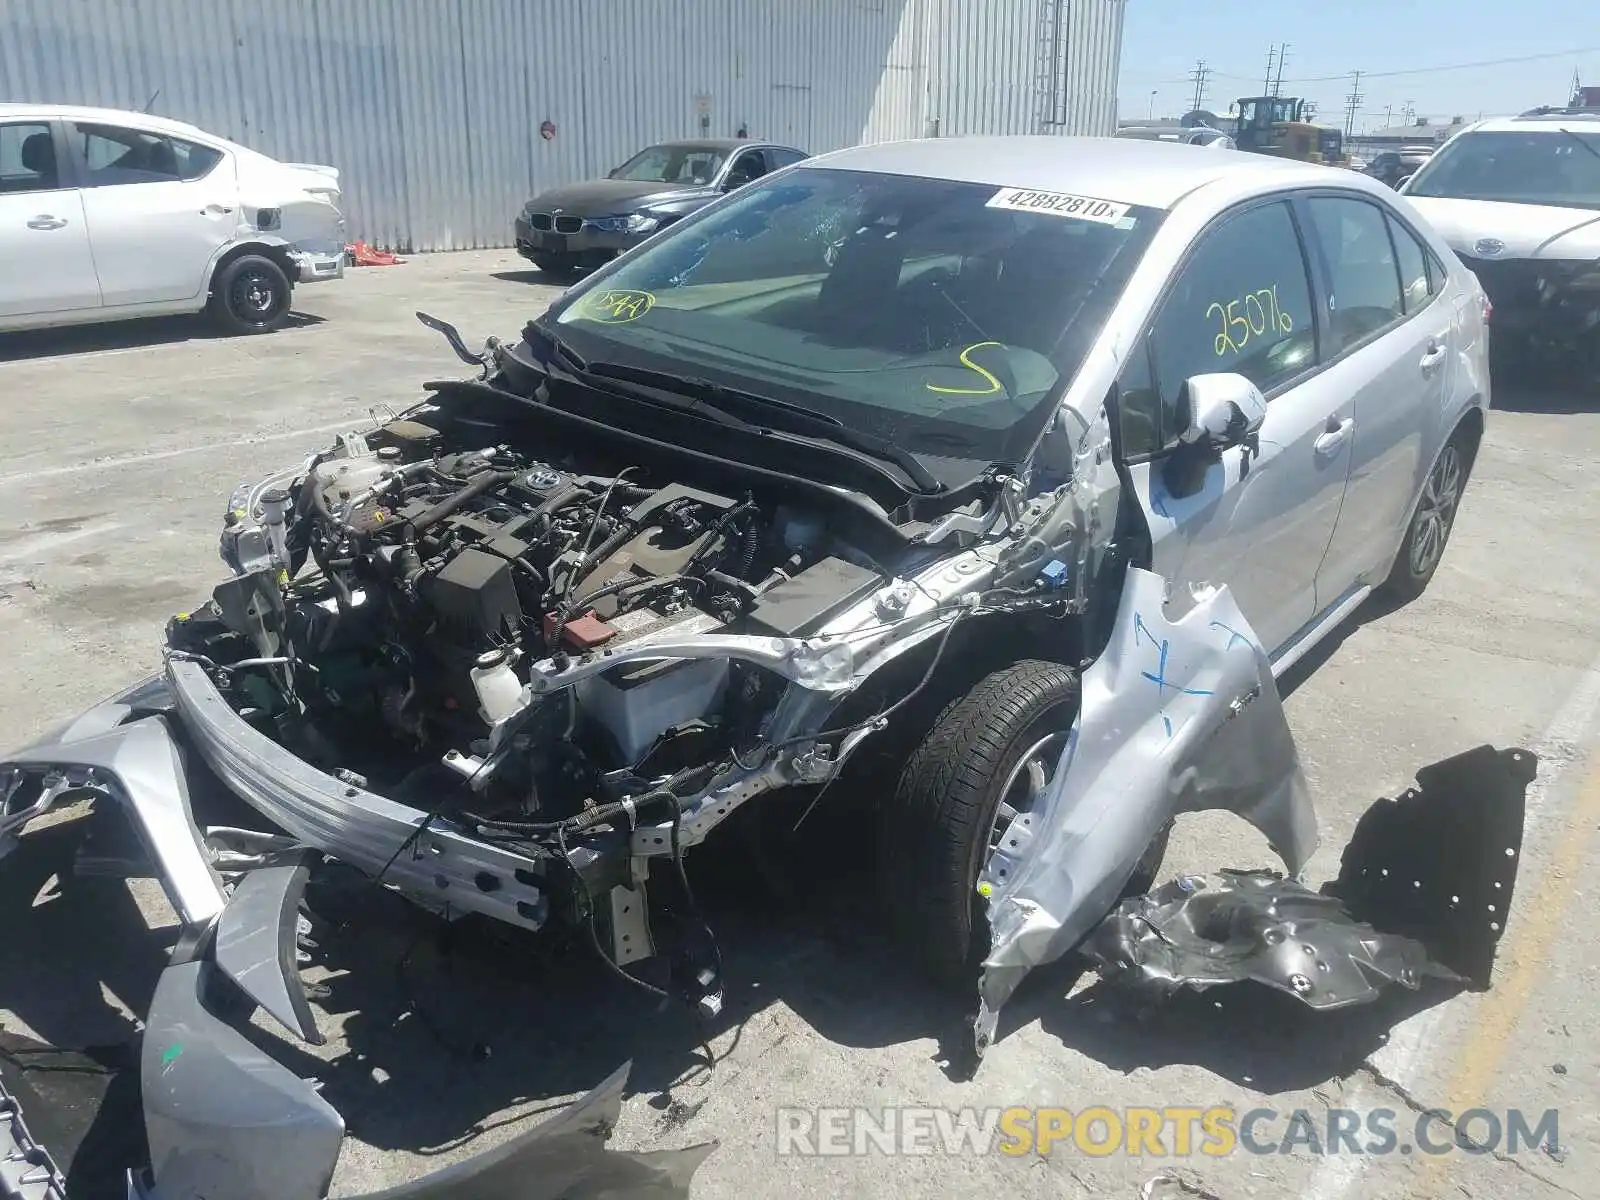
801 135 1338 210
0 102 222 144
1449 111 1600 136
648 137 799 154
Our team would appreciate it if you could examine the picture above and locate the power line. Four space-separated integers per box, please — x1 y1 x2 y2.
1204 44 1600 86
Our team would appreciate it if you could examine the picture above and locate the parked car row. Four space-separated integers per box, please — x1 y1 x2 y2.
4 100 1591 387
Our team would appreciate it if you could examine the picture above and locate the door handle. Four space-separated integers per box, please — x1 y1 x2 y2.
25 215 67 230
202 204 235 215
1314 416 1353 456
1420 339 1448 371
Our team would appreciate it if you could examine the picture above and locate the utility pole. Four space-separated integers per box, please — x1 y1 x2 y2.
1189 59 1211 113
1271 44 1291 97
1384 103 1394 129
1343 70 1364 139
1403 99 1416 125
1263 45 1278 94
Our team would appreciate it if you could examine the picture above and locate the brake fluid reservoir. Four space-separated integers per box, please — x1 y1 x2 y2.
471 648 524 724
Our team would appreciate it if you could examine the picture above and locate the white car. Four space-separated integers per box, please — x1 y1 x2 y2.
0 104 346 336
1399 109 1600 372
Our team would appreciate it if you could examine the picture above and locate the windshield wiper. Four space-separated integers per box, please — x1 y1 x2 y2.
582 362 946 494
563 362 768 433
1558 127 1600 165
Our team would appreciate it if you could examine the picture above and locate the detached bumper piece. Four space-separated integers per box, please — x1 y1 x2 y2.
0 1080 66 1200
1084 745 1536 1009
3 683 718 1200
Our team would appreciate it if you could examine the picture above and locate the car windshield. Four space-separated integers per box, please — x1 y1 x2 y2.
610 144 725 185
1407 129 1600 209
549 167 1160 463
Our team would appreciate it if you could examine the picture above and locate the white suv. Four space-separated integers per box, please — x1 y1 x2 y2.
0 104 346 336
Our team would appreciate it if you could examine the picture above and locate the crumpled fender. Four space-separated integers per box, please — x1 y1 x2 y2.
972 568 1318 1054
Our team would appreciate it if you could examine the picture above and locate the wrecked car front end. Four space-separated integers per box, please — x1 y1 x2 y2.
176 376 1131 1018
0 685 716 1200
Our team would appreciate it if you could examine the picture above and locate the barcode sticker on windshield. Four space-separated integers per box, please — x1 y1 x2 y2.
986 187 1129 224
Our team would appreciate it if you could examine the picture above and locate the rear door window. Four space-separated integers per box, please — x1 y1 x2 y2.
1385 213 1434 313
1306 196 1405 352
73 122 224 186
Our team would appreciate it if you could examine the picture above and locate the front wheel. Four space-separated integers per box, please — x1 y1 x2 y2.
879 660 1081 984
208 254 292 335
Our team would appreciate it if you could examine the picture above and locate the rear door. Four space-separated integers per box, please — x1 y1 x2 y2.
1301 194 1452 598
69 120 239 306
0 119 101 317
1116 196 1353 656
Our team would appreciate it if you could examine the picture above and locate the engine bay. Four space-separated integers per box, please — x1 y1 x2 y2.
176 412 892 832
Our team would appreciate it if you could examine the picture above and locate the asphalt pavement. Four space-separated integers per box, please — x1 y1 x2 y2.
0 250 1596 1200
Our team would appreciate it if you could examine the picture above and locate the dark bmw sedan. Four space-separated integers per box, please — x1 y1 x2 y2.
515 138 808 279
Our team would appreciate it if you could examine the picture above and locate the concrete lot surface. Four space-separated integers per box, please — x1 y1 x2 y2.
1 251 1597 1199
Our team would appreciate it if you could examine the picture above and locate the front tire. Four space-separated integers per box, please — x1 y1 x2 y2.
208 254 292 335
880 660 1080 984
1379 427 1474 603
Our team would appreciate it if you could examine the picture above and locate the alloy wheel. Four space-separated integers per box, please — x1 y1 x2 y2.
1410 443 1463 577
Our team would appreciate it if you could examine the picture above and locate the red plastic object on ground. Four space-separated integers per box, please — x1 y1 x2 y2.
346 241 404 267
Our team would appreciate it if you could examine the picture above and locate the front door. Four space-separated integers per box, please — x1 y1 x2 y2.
69 120 239 307
0 120 101 318
1116 197 1353 656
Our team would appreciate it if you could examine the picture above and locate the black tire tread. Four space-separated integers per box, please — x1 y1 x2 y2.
880 659 1079 984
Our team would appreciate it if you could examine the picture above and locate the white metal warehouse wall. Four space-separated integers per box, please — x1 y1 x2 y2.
1 0 1126 251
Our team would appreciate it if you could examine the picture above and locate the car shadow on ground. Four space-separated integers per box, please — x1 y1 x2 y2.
0 312 325 363
490 269 581 288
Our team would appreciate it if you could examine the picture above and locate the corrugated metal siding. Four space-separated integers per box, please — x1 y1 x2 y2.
2 0 1125 251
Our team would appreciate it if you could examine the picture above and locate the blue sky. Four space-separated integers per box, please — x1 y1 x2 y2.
1117 1 1599 130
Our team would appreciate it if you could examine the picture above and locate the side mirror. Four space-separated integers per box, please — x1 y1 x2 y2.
1179 372 1267 451
1163 373 1267 498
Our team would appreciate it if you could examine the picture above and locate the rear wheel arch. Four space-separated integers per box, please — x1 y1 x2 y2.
207 240 298 296
1454 401 1486 468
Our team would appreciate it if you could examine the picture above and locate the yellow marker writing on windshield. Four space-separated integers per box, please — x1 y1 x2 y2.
586 289 655 323
926 341 1004 396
